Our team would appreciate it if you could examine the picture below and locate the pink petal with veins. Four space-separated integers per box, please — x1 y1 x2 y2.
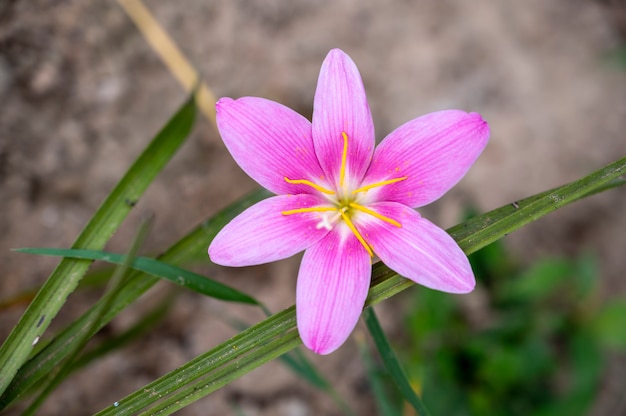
209 194 331 267
361 110 489 207
296 225 371 354
356 202 475 293
216 97 329 196
312 49 375 188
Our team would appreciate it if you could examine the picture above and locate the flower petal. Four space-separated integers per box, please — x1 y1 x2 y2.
216 97 328 195
209 194 331 267
361 110 489 207
296 225 371 354
312 49 375 189
356 202 475 293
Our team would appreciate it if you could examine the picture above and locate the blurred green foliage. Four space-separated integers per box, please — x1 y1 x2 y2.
400 219 626 416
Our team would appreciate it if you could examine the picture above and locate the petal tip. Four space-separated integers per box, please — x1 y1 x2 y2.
322 48 357 71
468 111 490 137
208 235 236 267
215 97 234 112
207 241 225 265
468 111 486 122
301 333 340 355
451 272 476 294
327 48 348 58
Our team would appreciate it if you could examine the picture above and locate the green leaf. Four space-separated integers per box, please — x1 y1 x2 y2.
23 218 154 415
14 248 259 305
93 307 301 416
447 176 626 248
0 97 196 396
0 97 195 401
357 332 402 416
221 313 354 415
91 156 625 415
0 189 269 410
368 158 626 306
5 154 624 413
363 307 430 416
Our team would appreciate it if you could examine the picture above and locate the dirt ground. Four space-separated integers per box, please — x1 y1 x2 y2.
1 1 625 415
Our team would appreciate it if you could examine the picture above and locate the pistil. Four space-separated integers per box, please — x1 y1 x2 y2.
281 131 406 258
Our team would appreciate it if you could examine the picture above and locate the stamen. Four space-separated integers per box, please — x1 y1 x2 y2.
284 177 335 195
349 203 402 228
282 206 337 216
339 211 374 257
352 176 408 194
339 132 348 187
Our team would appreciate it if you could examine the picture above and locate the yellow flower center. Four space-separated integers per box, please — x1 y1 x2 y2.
282 132 407 257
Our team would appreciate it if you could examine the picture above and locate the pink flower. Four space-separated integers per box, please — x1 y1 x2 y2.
209 49 489 355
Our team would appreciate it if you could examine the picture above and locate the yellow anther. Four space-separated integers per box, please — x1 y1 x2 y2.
284 177 335 195
282 206 337 216
339 132 348 187
340 211 374 257
352 176 408 194
349 203 402 228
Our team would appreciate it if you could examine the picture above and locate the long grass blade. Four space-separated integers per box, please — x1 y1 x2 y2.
0 189 269 409
356 332 401 416
22 218 153 415
363 308 430 416
0 97 195 398
92 307 299 415
92 156 626 415
14 248 259 305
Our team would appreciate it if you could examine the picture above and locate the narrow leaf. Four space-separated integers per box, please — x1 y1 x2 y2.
223 313 354 415
0 189 269 409
90 156 626 415
93 307 300 415
0 97 195 396
14 248 259 305
23 218 153 415
356 331 401 416
368 157 626 304
363 308 430 416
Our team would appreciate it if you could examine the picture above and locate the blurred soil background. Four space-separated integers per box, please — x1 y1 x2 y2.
1 0 625 415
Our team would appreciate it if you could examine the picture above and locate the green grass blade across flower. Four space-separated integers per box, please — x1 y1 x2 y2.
0 97 196 397
92 307 299 416
93 156 626 416
225 316 355 415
